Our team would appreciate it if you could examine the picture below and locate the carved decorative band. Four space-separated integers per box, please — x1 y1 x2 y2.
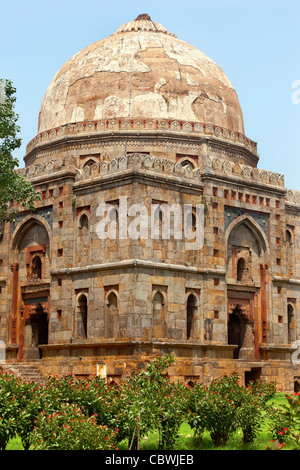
25 152 285 190
26 118 258 155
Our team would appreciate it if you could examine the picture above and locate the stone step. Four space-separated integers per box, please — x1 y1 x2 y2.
0 361 46 385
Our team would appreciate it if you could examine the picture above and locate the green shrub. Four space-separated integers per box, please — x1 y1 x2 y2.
185 383 207 448
107 354 186 450
236 389 264 444
32 403 118 450
0 372 21 449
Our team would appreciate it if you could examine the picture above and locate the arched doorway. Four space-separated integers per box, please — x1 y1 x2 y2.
228 307 245 359
24 303 49 359
10 215 51 356
228 304 254 359
32 304 48 358
226 215 269 359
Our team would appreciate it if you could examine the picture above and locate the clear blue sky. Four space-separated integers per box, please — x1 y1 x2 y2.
1 0 299 190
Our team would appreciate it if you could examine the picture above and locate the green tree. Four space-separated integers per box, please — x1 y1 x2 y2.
0 79 39 222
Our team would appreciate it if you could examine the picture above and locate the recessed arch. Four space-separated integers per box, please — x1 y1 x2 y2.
237 257 246 282
288 303 296 344
76 293 88 339
179 158 196 169
286 229 293 244
152 290 167 339
82 157 99 169
11 214 52 253
225 214 269 260
106 290 119 308
106 290 119 338
78 212 89 230
31 254 42 279
186 292 198 340
152 289 167 306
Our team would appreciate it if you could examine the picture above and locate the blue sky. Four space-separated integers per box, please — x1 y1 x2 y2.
1 0 299 190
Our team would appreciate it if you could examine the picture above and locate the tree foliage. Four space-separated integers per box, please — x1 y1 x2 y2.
0 79 39 222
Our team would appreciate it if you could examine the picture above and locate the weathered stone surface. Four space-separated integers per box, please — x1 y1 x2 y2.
38 16 244 136
0 15 299 392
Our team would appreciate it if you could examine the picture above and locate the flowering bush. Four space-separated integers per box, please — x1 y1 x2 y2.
107 354 187 450
0 359 285 450
186 372 274 447
14 381 44 450
236 389 264 444
32 403 118 450
0 372 21 450
39 373 113 425
246 377 277 406
186 383 207 448
284 393 300 448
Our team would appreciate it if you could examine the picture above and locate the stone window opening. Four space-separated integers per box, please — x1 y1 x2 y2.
152 203 168 240
237 257 246 282
76 294 88 339
107 291 118 309
180 159 195 170
286 229 292 245
105 202 119 239
288 303 296 344
79 213 89 231
187 293 197 340
152 290 167 339
286 229 293 275
31 255 42 280
106 291 119 338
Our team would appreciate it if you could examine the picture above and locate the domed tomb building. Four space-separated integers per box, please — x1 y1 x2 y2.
1 14 300 390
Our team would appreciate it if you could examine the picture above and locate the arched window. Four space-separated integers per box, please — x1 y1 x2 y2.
107 291 119 338
107 291 118 310
79 213 89 231
286 230 292 244
187 293 197 339
152 205 164 240
153 291 166 339
237 257 246 282
76 294 88 339
186 208 197 234
286 229 293 275
31 255 42 279
83 158 98 169
180 159 195 170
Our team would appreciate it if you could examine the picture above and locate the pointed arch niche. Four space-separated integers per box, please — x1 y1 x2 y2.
152 289 167 339
75 293 88 339
10 215 51 357
105 289 119 338
225 214 270 359
186 292 198 340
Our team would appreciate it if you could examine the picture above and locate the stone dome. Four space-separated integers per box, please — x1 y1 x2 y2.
38 14 245 135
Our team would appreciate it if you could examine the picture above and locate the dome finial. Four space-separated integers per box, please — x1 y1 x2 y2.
135 13 152 21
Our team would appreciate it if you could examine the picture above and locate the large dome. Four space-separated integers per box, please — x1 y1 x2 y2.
38 14 245 135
